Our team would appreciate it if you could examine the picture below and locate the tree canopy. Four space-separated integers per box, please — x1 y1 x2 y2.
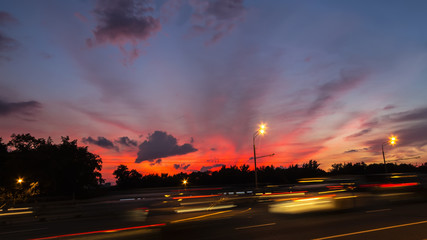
0 134 104 197
113 160 327 189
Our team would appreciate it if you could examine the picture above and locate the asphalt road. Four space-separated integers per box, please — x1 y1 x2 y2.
3 199 427 240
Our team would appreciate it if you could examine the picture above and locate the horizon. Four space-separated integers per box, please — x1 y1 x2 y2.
1 0 426 183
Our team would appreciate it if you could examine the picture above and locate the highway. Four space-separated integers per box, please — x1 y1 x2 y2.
3 198 427 240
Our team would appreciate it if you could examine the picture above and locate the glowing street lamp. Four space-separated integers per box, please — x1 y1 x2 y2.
17 178 23 184
382 135 398 172
182 179 188 190
253 123 267 189
389 136 397 145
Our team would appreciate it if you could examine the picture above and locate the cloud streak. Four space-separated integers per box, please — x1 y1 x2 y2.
344 148 368 154
200 163 224 172
0 99 42 117
346 129 372 140
308 69 368 115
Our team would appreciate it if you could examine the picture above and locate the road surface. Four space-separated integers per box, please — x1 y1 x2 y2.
2 198 427 240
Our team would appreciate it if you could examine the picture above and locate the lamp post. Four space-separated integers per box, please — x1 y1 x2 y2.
253 123 266 189
382 135 397 173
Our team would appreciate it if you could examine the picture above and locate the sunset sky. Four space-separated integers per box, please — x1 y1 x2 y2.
1 0 427 183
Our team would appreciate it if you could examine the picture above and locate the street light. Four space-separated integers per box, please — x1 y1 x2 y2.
253 123 266 189
382 135 398 172
182 179 188 190
17 178 23 184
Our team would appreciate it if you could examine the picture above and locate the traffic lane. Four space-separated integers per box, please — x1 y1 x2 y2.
0 214 163 240
253 203 427 240
4 201 427 240
313 220 427 240
23 202 419 240
161 201 427 240
0 205 240 240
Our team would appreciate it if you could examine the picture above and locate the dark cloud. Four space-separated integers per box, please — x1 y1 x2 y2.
0 99 42 117
210 147 217 151
87 0 161 63
389 107 427 123
365 122 427 151
358 107 427 152
189 0 246 45
82 136 119 151
115 136 137 147
346 128 371 139
394 123 427 148
174 163 190 170
308 69 367 114
200 163 224 172
150 159 162 166
135 131 197 163
344 148 368 154
360 107 427 133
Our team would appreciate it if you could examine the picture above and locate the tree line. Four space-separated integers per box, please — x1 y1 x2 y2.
113 160 427 189
0 133 104 205
113 161 324 189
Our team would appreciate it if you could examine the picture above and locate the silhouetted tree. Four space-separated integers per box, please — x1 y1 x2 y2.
330 162 367 175
0 134 104 198
113 165 146 188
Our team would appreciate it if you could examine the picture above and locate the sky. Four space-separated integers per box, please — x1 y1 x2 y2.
1 0 427 183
